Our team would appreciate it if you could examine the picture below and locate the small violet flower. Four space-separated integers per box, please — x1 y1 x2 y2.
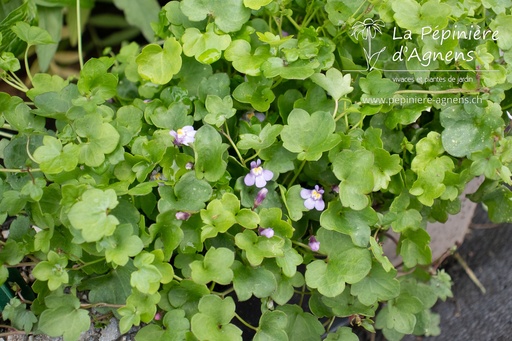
150 168 167 186
258 227 274 238
309 236 320 252
300 185 325 211
254 188 268 208
244 159 273 188
170 126 196 147
154 312 162 321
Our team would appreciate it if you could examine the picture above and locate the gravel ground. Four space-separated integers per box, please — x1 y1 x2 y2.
421 205 512 341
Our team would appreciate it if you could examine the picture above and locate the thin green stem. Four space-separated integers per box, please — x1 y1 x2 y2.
71 257 106 271
76 0 84 69
291 240 311 251
285 15 302 31
287 160 306 188
26 137 38 164
23 46 33 84
298 284 306 307
234 313 259 332
0 168 41 173
80 302 125 309
173 274 184 281
2 75 28 93
332 99 339 118
222 123 246 166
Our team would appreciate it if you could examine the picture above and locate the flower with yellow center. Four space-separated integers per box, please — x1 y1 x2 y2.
300 185 325 211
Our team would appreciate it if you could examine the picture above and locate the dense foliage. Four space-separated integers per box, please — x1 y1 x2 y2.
1 0 512 340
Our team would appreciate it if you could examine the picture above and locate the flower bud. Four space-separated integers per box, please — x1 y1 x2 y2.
175 212 191 221
309 236 320 252
254 188 268 208
258 227 274 238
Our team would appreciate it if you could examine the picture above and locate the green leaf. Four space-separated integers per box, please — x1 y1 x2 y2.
112 0 160 42
481 185 512 223
200 193 239 240
258 207 294 238
276 239 303 278
351 261 400 306
67 188 119 242
392 0 451 34
224 40 271 76
237 124 283 151
232 76 275 112
490 13 512 50
282 185 306 221
276 305 324 341
191 295 242 341
0 51 20 71
32 251 68 290
243 0 272 10
136 309 190 341
11 21 54 45
430 270 453 301
190 247 234 285
332 149 374 210
440 102 504 158
281 109 341 161
377 294 424 334
27 73 69 100
305 259 346 297
194 125 229 182
369 237 394 272
167 279 210 317
180 0 250 33
322 286 377 317
158 172 212 212
80 265 134 310
262 57 319 80
254 310 288 341
77 58 118 100
399 228 432 268
310 68 353 101
235 208 260 229
36 6 62 72
136 38 182 84
235 229 285 266
33 136 80 174
320 200 378 247
3 298 37 332
101 224 144 266
305 228 372 297
182 25 231 64
38 294 90 341
232 261 277 301
204 95 237 127
325 327 359 341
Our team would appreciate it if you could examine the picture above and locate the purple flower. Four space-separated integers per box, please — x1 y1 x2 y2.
150 168 167 185
154 312 162 321
185 162 194 170
170 126 196 146
254 188 268 208
175 212 191 221
301 185 325 211
309 236 320 252
258 227 274 238
244 159 273 188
